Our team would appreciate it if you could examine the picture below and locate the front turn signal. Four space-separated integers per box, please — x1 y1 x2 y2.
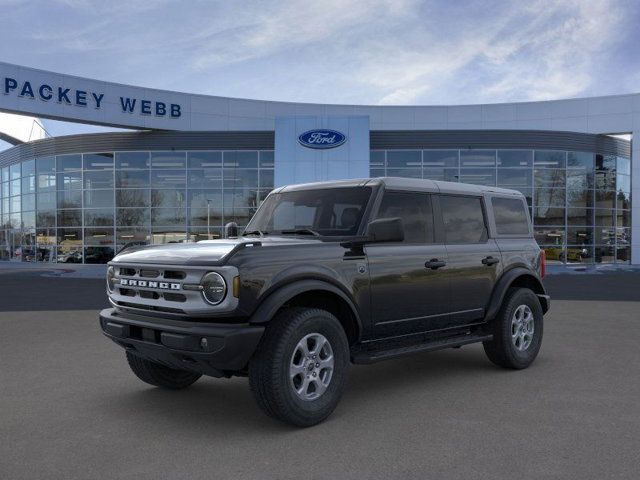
233 276 240 298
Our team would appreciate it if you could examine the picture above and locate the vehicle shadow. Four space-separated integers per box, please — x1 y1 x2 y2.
100 346 508 434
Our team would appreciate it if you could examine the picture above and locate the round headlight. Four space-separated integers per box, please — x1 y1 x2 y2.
201 272 227 305
106 266 115 292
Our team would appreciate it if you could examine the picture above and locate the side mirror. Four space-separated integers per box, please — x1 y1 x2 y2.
365 217 404 243
224 222 239 238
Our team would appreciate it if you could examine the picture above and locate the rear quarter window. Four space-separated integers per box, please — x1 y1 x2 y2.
491 197 530 235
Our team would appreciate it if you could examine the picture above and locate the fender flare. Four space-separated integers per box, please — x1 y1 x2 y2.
248 279 363 338
484 267 547 321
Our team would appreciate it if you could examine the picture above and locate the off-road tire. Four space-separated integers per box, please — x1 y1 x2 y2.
483 287 544 369
126 351 202 389
249 307 350 427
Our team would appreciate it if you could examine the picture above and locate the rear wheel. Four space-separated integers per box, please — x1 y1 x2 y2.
249 307 350 427
125 351 202 389
483 288 543 369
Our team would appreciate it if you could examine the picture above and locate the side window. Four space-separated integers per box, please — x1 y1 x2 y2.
492 197 530 235
333 203 365 234
273 202 316 229
375 191 433 243
440 195 487 244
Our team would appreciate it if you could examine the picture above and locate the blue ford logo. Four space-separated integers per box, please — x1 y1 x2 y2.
298 129 347 149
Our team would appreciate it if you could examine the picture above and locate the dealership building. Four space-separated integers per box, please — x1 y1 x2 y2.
0 62 637 265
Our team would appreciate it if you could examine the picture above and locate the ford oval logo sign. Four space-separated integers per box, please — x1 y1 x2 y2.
298 129 347 149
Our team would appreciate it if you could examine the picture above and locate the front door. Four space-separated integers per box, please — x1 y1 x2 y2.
365 190 450 338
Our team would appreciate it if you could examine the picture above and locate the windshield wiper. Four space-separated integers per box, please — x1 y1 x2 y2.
279 228 320 237
242 230 267 237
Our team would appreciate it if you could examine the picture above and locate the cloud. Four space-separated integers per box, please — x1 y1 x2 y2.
475 0 626 102
369 0 628 104
0 0 636 106
190 0 419 70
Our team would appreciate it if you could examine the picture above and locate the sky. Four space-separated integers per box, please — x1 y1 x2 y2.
1 0 639 149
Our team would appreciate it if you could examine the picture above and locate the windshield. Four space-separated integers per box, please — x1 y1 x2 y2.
245 187 373 237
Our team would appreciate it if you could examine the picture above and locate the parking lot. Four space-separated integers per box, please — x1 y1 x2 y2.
1 268 640 479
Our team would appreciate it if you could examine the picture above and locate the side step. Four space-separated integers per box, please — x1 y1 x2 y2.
351 333 493 365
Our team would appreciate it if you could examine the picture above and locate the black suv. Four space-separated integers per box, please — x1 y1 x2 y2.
100 178 550 426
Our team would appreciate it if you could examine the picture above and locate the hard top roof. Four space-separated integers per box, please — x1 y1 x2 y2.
276 177 522 196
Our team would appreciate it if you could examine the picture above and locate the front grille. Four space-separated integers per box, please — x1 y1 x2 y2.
108 263 238 317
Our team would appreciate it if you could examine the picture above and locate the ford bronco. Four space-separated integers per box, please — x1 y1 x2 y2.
100 177 550 427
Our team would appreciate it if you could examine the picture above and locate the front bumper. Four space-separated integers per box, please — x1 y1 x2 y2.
99 308 264 377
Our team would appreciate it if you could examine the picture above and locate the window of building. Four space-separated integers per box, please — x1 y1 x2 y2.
57 154 82 172
492 197 530 235
115 152 150 170
460 150 495 167
440 195 487 243
535 151 566 168
497 150 532 168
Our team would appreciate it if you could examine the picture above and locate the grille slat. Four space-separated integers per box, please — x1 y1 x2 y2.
163 293 187 303
115 301 186 315
140 269 160 278
139 290 160 300
164 270 186 280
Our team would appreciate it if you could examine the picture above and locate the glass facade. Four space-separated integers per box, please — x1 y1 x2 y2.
0 145 631 266
371 149 632 265
0 150 274 263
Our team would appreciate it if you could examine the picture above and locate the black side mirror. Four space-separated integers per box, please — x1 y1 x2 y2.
224 222 239 238
366 217 404 243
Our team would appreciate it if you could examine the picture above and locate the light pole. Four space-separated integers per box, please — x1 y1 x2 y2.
207 199 211 239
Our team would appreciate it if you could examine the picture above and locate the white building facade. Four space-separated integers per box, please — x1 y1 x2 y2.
0 62 636 265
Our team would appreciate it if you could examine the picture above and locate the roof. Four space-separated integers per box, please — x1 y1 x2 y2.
277 177 522 197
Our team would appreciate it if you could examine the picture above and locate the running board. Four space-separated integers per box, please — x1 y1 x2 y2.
351 333 493 365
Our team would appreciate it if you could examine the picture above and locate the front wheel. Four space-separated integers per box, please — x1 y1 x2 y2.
249 307 350 427
483 288 544 369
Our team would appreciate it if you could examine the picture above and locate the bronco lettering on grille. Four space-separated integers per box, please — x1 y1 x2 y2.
119 279 181 290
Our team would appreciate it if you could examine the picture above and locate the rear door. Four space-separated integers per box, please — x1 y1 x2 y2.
365 190 450 338
438 194 502 326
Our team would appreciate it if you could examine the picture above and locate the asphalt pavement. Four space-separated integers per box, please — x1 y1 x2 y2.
1 270 639 479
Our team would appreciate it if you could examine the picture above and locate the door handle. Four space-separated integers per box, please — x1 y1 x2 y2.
425 258 446 270
482 256 500 266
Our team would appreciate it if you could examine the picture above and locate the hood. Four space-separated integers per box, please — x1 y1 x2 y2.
111 236 322 266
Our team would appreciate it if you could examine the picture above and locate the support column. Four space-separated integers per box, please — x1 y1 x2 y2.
274 116 370 187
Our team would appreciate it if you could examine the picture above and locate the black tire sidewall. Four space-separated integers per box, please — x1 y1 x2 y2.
495 289 544 369
249 307 350 426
